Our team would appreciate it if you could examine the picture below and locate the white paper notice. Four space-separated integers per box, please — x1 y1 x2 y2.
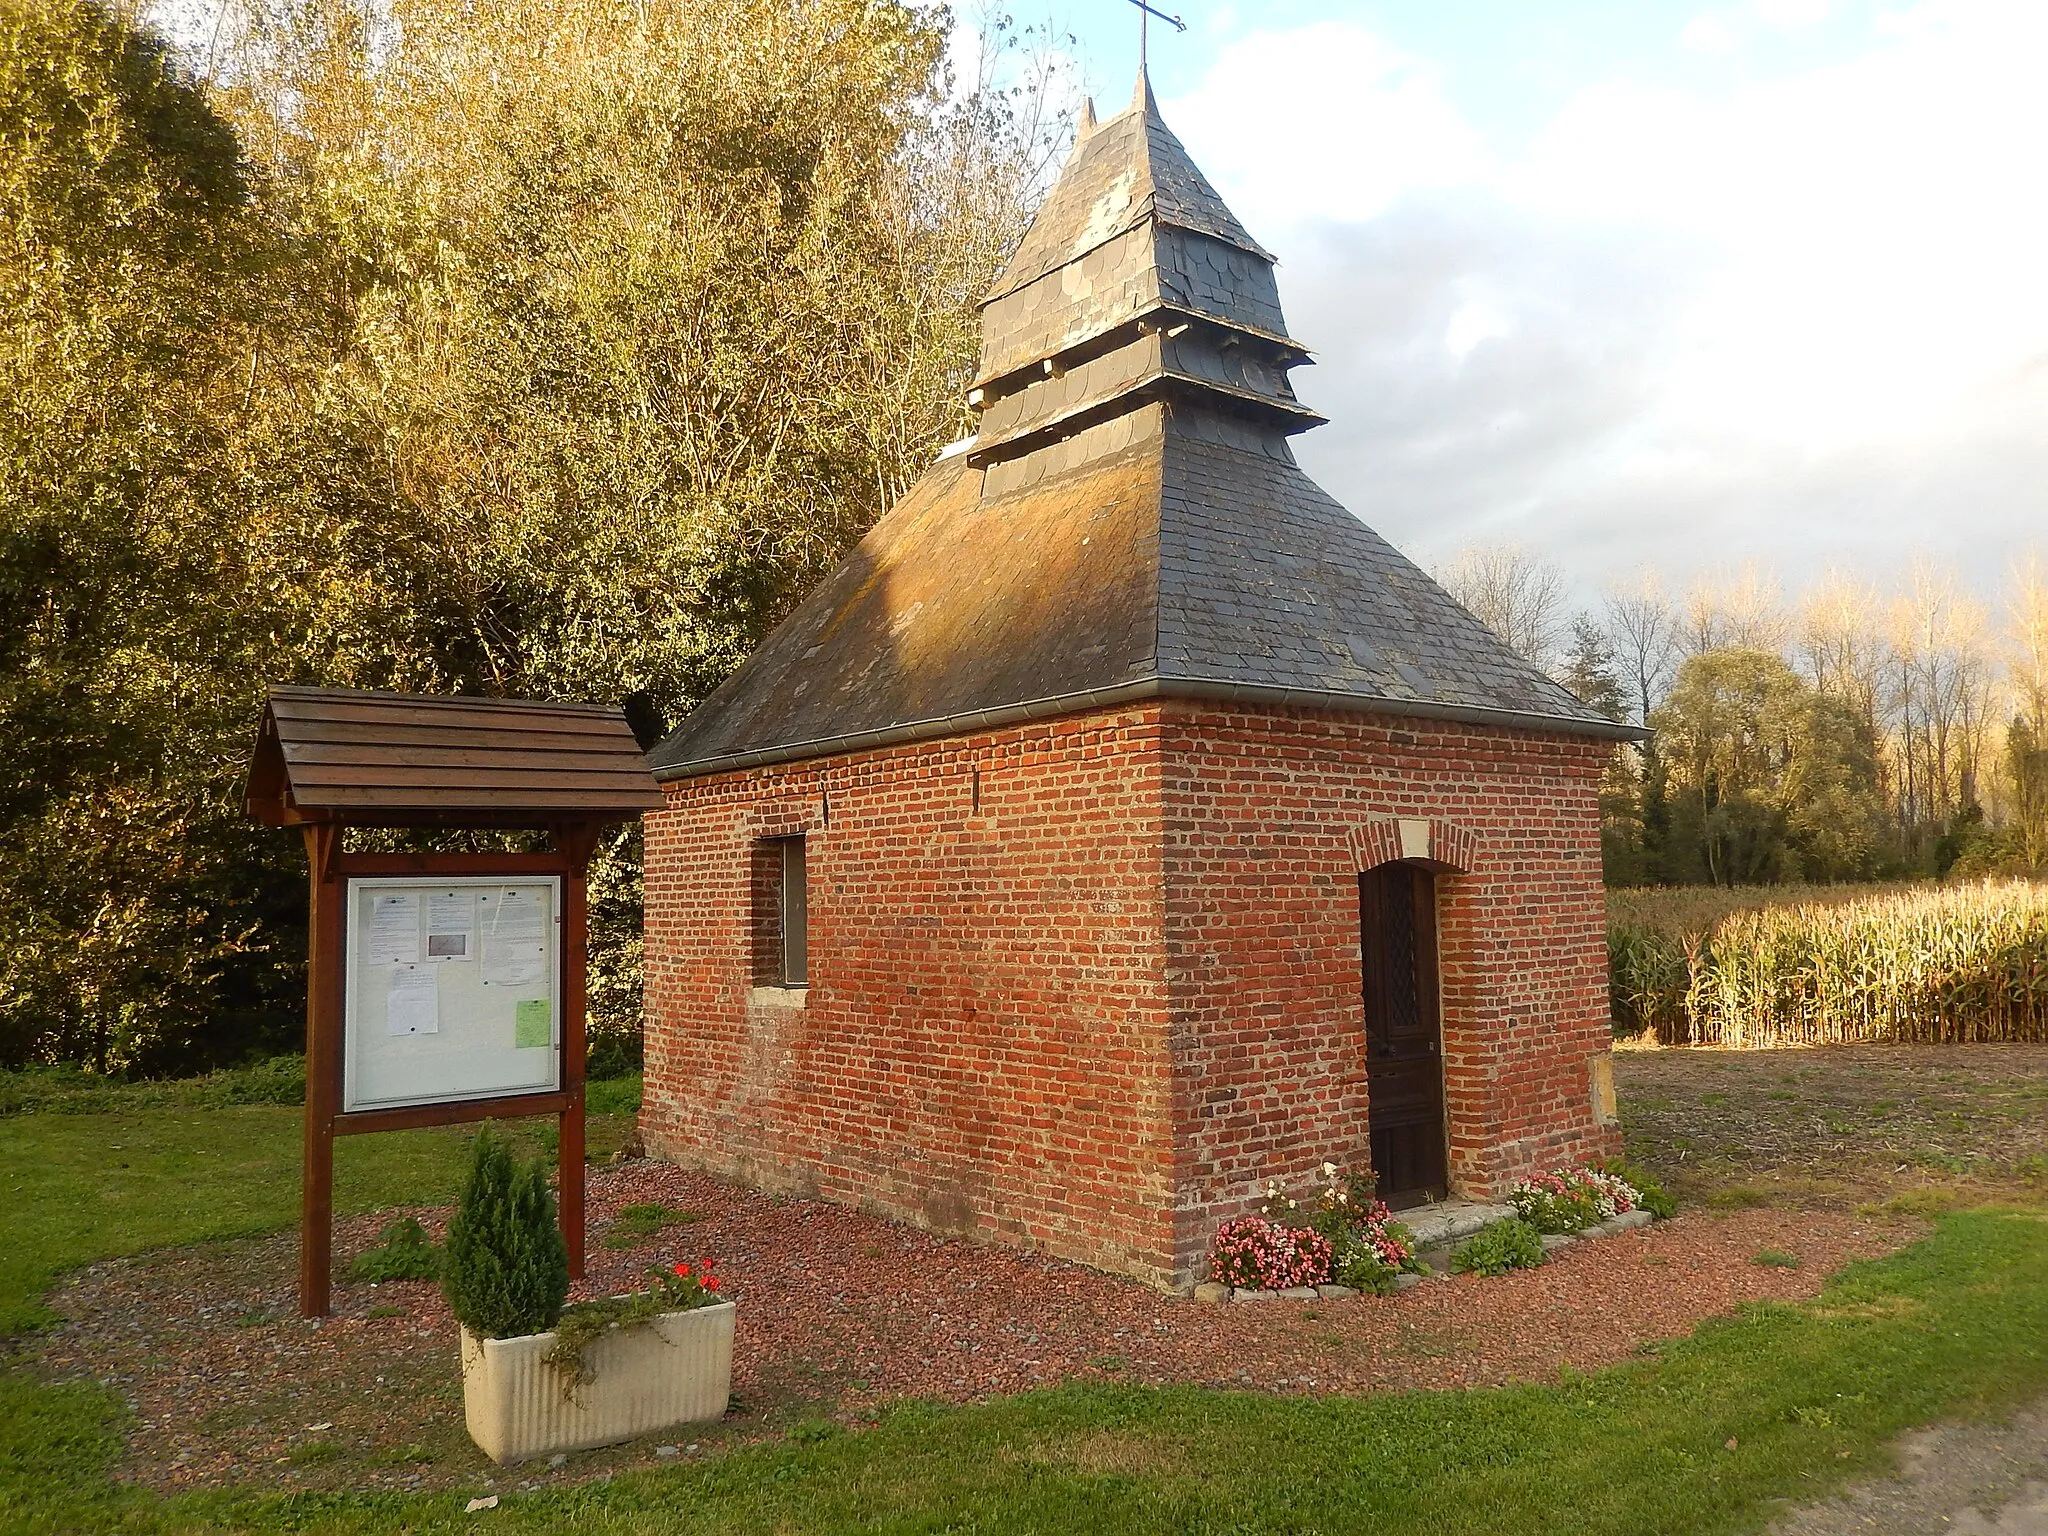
481 887 548 987
365 891 421 965
386 964 439 1035
425 890 477 961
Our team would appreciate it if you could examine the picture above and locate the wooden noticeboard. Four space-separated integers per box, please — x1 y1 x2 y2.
344 877 564 1112
246 687 663 1317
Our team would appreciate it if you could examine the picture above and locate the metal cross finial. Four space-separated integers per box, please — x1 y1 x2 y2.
1128 0 1186 70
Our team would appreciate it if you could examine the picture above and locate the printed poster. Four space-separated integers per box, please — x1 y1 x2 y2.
365 891 421 966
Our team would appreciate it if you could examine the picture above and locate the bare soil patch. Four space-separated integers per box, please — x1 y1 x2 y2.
36 1163 1899 1498
1616 1041 2048 1210
1768 1394 2048 1535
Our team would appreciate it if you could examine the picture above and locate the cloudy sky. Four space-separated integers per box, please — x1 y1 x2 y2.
1017 0 2047 608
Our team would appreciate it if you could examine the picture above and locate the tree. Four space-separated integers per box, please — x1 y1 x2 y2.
1888 566 1992 844
204 0 1036 713
1604 578 1677 727
0 0 302 1070
1650 648 1887 885
1556 614 1645 882
1798 574 1890 740
1439 544 1568 672
1560 616 1626 721
1681 568 1788 658
2007 558 2048 869
0 0 1054 1070
2008 555 2048 737
2008 717 2048 871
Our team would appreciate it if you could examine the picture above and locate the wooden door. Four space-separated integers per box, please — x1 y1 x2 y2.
1359 862 1447 1203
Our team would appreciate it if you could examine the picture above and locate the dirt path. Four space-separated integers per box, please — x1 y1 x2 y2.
1771 1397 2048 1535
1615 1041 2048 1209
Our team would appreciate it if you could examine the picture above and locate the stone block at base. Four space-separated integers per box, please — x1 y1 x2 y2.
1315 1284 1358 1300
1194 1282 1230 1304
460 1302 734 1465
1585 1210 1657 1239
1540 1234 1576 1252
1401 1202 1516 1248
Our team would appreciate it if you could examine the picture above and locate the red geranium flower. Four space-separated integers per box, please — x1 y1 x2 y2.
674 1263 690 1278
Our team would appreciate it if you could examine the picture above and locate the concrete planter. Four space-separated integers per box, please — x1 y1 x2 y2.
460 1301 734 1464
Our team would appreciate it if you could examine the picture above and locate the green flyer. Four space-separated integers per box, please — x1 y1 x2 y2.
513 998 551 1048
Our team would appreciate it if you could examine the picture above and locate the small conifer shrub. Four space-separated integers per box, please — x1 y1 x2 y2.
441 1128 569 1339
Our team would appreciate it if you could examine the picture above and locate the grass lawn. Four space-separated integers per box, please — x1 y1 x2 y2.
0 1066 643 1335
4 1057 2048 1533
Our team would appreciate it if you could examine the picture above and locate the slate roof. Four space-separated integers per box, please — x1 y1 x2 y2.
972 78 1304 388
985 74 1268 305
1155 423 1599 721
649 409 1625 776
649 79 1637 779
649 440 1162 770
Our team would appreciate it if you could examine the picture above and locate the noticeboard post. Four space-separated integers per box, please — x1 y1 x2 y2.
245 687 664 1318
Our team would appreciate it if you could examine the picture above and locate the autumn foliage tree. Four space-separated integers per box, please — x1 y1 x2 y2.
1649 649 1888 885
0 0 301 1071
0 0 1054 1070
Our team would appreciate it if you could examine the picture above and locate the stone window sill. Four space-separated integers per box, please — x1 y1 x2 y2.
748 985 808 1010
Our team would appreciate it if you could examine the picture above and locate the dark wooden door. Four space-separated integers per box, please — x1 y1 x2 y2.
1360 862 1447 1203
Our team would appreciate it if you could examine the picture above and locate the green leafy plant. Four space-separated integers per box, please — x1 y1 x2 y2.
1596 1157 1679 1219
1331 1241 1400 1295
1510 1166 1645 1233
1753 1248 1801 1269
1233 1161 1422 1293
544 1260 725 1388
348 1216 441 1282
441 1128 569 1340
1450 1219 1547 1277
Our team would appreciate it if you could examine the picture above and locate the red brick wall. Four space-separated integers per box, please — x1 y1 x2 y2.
1159 700 1620 1279
639 706 1181 1284
640 697 1619 1292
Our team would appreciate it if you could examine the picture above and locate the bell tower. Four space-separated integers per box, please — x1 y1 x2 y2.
967 73 1323 472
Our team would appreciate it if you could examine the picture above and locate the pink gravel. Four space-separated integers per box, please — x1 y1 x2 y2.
35 1159 1909 1494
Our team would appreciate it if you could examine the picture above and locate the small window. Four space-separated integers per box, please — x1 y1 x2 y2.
780 836 807 987
752 835 807 988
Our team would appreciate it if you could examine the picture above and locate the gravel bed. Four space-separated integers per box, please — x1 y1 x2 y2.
33 1161 1909 1496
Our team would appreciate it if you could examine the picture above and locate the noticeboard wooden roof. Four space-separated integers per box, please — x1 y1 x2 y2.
246 686 664 828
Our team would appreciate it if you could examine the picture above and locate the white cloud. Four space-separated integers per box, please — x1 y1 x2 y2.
1444 295 1512 362
1681 0 1842 55
1164 22 1487 238
1516 0 2048 456
1160 0 2048 599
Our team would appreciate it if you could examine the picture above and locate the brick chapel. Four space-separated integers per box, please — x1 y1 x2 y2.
639 77 1637 1290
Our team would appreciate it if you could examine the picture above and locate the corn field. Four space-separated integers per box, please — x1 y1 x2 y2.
1609 880 2048 1046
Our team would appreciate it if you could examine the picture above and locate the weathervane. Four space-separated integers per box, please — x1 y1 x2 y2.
1128 0 1186 70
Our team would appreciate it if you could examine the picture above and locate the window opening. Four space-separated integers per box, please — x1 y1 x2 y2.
751 835 808 988
780 836 807 987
